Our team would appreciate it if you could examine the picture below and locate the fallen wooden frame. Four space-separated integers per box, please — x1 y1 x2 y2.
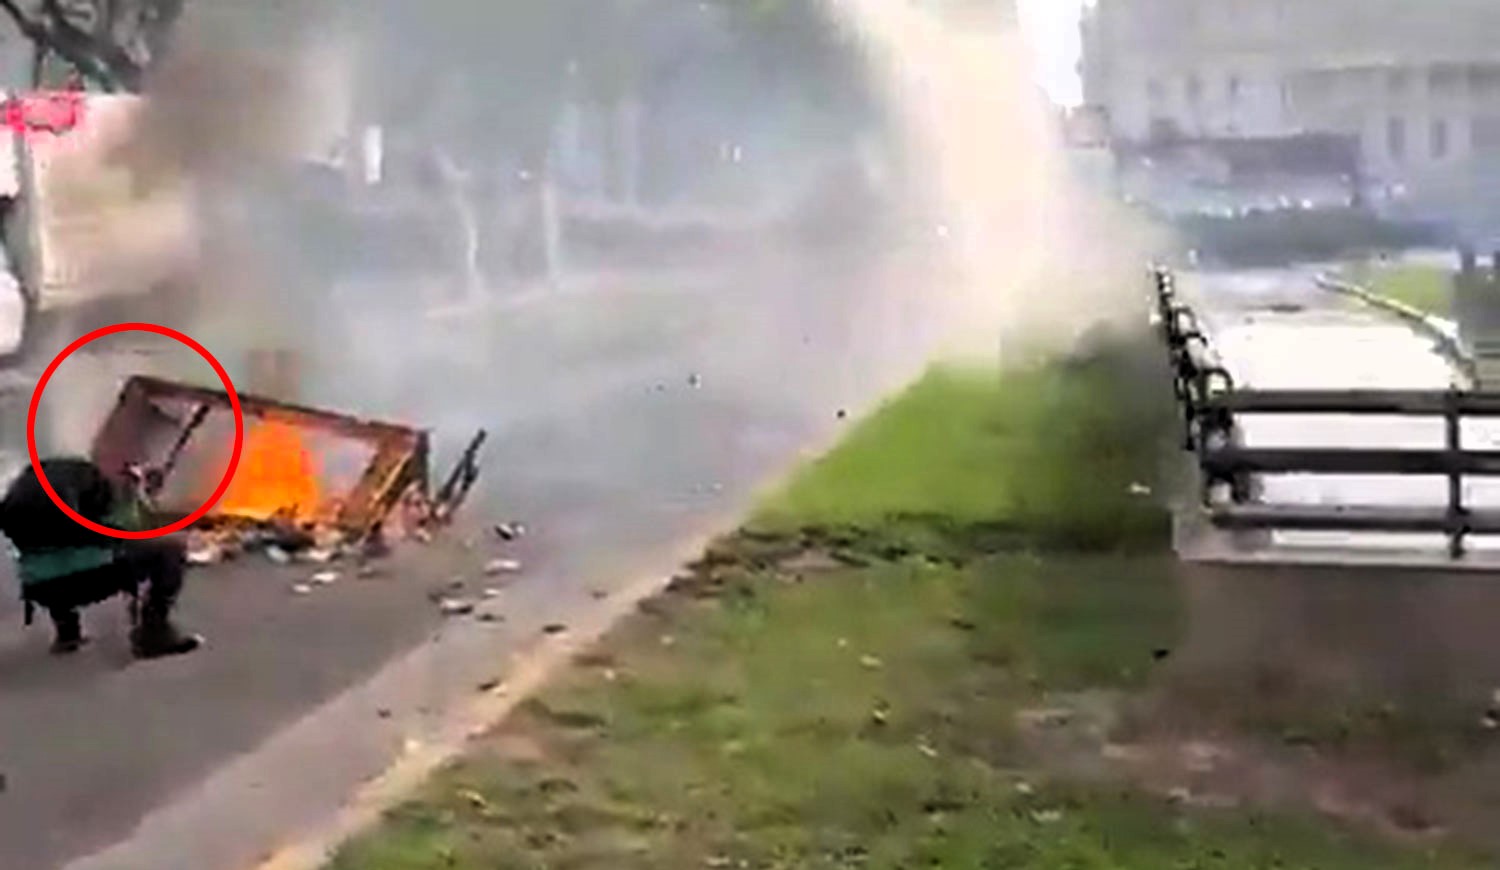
89 375 481 540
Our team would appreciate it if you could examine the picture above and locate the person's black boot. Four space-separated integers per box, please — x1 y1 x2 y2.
49 609 89 656
131 621 203 660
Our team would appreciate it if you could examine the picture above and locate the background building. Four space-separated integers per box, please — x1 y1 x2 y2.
1080 0 1500 241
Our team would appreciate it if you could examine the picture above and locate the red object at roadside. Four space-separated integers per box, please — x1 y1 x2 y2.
2 92 84 137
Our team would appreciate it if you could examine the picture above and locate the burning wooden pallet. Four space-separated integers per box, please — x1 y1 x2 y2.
90 375 485 555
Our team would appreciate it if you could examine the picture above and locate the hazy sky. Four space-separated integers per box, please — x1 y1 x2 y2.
1017 0 1086 105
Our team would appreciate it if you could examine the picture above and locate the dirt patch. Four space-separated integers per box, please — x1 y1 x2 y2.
988 556 1500 855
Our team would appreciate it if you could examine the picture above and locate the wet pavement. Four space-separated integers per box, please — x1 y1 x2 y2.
0 244 943 870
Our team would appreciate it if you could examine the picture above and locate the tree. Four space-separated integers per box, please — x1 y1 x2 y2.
0 0 186 90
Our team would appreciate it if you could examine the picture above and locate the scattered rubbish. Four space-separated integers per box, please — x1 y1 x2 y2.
1030 809 1063 825
481 587 502 599
836 409 848 420
303 548 336 564
483 558 522 576
948 616 977 632
542 623 568 636
290 583 312 595
439 598 475 616
477 612 504 623
446 577 466 591
1167 786 1192 805
356 564 383 579
1483 712 1500 731
603 668 618 682
493 522 525 541
660 634 676 647
687 373 702 388
457 788 490 812
1152 647 1172 661
311 571 339 586
1014 781 1035 796
836 637 849 649
376 708 391 720
590 588 608 600
870 707 889 726
1128 482 1152 496
1101 743 1147 764
916 741 939 759
859 655 883 670
186 546 221 566
476 677 503 693
1016 708 1075 729
266 546 292 565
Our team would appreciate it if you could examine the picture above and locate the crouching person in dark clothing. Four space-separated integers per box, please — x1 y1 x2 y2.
0 457 202 659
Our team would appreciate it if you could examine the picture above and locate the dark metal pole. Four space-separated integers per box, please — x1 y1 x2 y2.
1446 388 1466 558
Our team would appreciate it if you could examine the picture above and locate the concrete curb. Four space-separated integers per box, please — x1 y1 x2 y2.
1314 272 1477 385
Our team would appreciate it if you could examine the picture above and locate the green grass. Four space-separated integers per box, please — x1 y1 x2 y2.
1350 263 1453 318
752 336 1174 553
329 335 1490 870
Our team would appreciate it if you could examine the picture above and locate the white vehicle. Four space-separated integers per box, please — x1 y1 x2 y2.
0 91 198 364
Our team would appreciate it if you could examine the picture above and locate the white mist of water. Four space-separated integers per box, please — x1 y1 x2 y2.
823 0 1163 366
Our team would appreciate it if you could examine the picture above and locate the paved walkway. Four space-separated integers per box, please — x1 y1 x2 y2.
1183 266 1500 558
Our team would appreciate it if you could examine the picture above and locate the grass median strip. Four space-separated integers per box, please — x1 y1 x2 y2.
1347 263 1452 319
329 335 1490 869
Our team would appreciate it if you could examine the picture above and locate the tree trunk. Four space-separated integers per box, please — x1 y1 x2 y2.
539 169 562 287
430 146 484 304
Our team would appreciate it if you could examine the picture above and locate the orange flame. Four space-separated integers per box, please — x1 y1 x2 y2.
216 420 323 522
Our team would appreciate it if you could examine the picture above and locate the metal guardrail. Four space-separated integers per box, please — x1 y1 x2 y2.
1151 265 1500 558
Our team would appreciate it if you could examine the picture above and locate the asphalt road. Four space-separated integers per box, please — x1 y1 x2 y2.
0 242 945 870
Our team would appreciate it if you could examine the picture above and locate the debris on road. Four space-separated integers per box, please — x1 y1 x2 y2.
439 598 476 617
483 558 521 576
481 587 502 599
493 522 525 541
310 571 339 587
476 677 503 693
185 542 223 566
543 623 568 635
290 584 312 596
